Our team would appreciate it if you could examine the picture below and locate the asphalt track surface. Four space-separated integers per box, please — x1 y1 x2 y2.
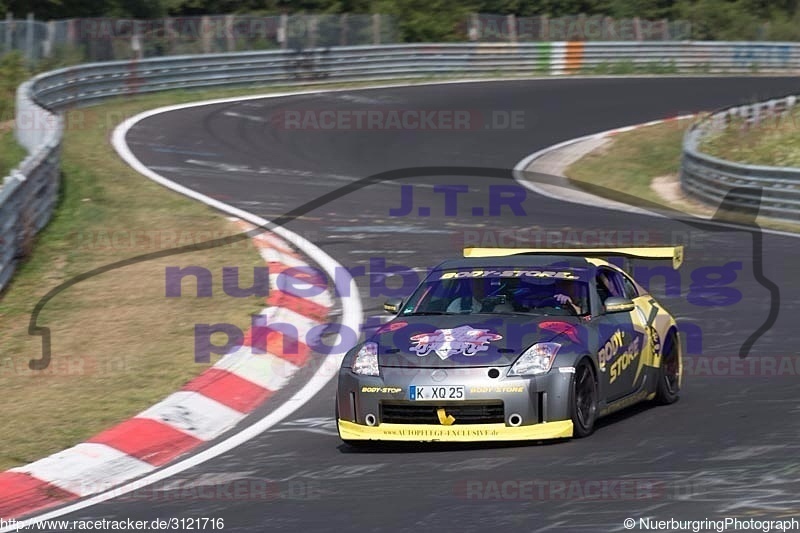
53 78 800 531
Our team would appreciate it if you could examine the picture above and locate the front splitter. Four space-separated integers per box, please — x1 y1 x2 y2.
338 419 574 442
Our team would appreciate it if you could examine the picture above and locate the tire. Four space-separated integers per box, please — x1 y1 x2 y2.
570 359 598 438
654 333 681 405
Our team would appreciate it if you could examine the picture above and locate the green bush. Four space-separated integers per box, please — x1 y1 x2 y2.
763 8 800 41
373 0 475 42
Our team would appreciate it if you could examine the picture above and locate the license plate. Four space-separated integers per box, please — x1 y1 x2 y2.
409 385 465 401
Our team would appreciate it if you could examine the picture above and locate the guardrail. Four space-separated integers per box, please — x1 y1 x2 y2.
0 78 61 292
3 41 800 293
681 95 800 221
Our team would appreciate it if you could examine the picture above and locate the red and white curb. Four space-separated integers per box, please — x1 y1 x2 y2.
0 220 333 520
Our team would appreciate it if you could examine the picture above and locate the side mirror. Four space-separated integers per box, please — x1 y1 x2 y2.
604 296 635 313
384 298 404 314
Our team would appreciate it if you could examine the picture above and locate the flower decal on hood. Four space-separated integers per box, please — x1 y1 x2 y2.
409 325 503 360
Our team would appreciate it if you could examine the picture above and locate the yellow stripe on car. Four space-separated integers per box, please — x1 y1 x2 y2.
338 420 574 442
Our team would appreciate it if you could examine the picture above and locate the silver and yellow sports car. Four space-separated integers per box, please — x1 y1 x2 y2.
336 247 684 444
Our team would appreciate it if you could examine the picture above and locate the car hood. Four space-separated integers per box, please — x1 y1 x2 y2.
370 314 585 368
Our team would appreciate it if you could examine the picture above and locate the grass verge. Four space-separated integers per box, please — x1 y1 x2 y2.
566 119 692 207
565 118 800 233
0 84 340 471
0 126 26 177
700 107 800 166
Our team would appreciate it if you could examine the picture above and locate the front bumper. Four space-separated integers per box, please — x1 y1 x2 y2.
337 364 576 441
338 419 573 442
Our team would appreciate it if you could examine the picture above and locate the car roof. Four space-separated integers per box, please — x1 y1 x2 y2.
433 254 606 271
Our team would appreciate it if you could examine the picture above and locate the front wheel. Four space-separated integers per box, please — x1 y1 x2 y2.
654 333 681 405
570 359 598 438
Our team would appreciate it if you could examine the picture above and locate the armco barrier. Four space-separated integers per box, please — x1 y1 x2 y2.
3 41 800 293
680 94 800 221
0 79 61 293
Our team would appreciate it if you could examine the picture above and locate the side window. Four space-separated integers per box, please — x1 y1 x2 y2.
596 268 625 301
621 274 639 300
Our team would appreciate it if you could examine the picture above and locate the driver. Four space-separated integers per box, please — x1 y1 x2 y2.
553 280 587 316
596 270 621 303
446 278 484 313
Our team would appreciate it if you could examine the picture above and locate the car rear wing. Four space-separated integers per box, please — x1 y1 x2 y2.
463 246 684 269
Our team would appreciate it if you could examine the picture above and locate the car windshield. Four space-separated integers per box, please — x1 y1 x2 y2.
401 269 590 317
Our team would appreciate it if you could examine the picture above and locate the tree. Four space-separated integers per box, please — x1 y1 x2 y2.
107 0 167 18
677 0 764 39
6 0 106 18
607 0 677 19
374 0 477 41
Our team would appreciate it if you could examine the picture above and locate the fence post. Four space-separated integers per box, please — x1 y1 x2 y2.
200 15 211 53
506 14 517 43
468 13 479 41
662 18 669 40
43 19 54 58
633 16 643 41
225 14 235 51
165 17 174 55
308 14 318 49
5 12 12 54
339 13 348 46
131 19 142 59
540 15 548 40
278 13 287 49
577 13 586 41
372 13 380 45
25 12 34 64
602 16 613 40
67 18 76 51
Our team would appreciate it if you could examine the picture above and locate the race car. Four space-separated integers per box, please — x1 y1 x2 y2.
336 247 684 444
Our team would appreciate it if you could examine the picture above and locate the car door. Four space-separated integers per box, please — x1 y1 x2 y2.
595 268 645 402
621 271 667 390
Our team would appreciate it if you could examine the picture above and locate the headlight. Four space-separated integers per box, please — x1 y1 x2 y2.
352 342 379 376
508 342 561 376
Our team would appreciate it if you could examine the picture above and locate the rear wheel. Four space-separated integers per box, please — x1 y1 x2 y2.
654 333 681 405
570 360 598 438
